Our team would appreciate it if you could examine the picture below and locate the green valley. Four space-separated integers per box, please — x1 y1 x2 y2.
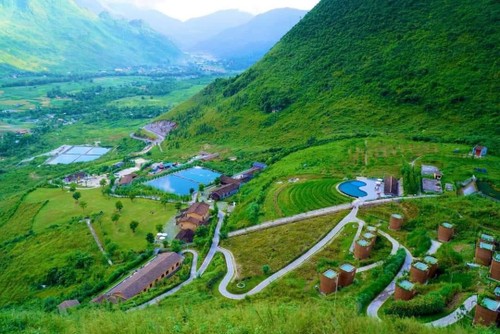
0 0 498 333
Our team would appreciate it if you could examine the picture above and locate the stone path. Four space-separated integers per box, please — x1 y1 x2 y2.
197 211 225 276
426 295 477 327
85 219 113 266
428 239 442 255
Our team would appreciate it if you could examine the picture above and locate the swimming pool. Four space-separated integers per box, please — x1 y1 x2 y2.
145 167 221 196
338 180 368 198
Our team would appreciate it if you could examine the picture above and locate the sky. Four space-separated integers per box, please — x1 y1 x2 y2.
102 0 320 21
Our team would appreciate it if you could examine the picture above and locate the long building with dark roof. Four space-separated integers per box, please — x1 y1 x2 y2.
97 252 183 303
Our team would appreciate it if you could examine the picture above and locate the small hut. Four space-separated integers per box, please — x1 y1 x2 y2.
476 242 495 266
438 222 454 242
473 297 500 327
363 232 377 246
490 252 500 281
395 280 416 301
366 226 378 234
480 233 496 244
410 262 429 284
354 239 372 260
495 287 500 301
424 256 439 279
320 269 338 295
389 214 404 230
338 263 356 287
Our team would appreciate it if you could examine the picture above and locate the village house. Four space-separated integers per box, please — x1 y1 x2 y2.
176 202 210 232
395 280 416 301
472 145 488 158
95 252 183 303
118 173 138 186
421 165 442 180
473 297 500 327
209 176 242 201
422 178 443 193
63 171 88 184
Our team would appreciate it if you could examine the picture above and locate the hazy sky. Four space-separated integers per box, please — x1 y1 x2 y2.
103 0 320 21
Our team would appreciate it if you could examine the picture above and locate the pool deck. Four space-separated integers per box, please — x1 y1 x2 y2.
356 177 382 201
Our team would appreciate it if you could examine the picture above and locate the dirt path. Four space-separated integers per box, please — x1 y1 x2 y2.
85 219 113 266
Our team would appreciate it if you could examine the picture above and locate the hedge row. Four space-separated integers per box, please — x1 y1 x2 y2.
385 283 461 317
356 248 406 312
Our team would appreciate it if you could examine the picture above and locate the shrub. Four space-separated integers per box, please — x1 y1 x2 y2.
356 249 406 312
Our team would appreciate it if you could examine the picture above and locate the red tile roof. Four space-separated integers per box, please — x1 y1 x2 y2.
186 202 210 216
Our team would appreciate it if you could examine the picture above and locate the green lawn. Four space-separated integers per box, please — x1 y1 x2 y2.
262 177 350 220
24 188 178 252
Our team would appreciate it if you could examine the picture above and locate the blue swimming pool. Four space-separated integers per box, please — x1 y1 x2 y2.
338 180 368 198
145 167 221 196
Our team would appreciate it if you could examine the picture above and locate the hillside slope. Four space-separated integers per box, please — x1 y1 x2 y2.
191 8 308 69
0 0 182 73
163 0 499 153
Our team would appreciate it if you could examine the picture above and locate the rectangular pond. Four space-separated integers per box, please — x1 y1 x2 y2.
45 145 110 165
145 167 221 196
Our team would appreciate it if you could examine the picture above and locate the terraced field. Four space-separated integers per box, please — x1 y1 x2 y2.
263 178 350 220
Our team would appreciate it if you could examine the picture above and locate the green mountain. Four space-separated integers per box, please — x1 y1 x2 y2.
0 0 182 73
164 0 499 152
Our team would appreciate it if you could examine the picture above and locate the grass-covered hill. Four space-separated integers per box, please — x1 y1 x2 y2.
163 0 499 153
0 0 182 73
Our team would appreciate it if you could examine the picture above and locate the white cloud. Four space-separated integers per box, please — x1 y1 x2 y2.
102 0 320 21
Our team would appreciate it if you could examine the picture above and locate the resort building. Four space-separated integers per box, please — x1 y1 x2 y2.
354 239 372 260
395 280 416 301
338 264 356 287
410 262 429 284
175 229 195 243
96 252 183 303
438 222 454 242
118 173 138 186
490 253 500 281
472 145 488 158
389 213 404 230
209 176 242 201
424 256 439 279
473 297 499 327
363 232 377 246
476 241 495 266
176 202 210 232
320 269 338 295
383 176 399 197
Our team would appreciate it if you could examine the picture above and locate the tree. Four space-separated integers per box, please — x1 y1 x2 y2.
99 178 107 187
214 177 221 186
198 184 205 192
146 232 155 244
129 220 139 233
111 212 120 223
175 202 182 212
79 200 88 214
171 239 182 253
129 193 136 202
72 191 81 202
189 188 195 195
262 264 271 276
160 195 169 208
162 239 169 248
155 224 163 233
69 183 77 192
115 200 123 212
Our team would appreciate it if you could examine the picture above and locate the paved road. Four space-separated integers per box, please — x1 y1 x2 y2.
366 234 413 320
428 240 442 255
197 211 225 276
426 295 477 327
228 203 353 237
219 207 362 300
130 249 199 310
85 219 113 266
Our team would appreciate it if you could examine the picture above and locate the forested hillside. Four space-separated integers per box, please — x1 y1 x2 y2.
163 0 499 153
0 0 182 73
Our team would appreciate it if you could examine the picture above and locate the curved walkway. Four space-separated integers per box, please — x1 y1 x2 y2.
218 207 362 300
197 211 225 276
426 295 477 327
85 219 113 266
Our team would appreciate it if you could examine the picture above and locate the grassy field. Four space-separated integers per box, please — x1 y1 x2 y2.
262 177 350 220
227 138 499 230
24 188 177 251
222 211 347 292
